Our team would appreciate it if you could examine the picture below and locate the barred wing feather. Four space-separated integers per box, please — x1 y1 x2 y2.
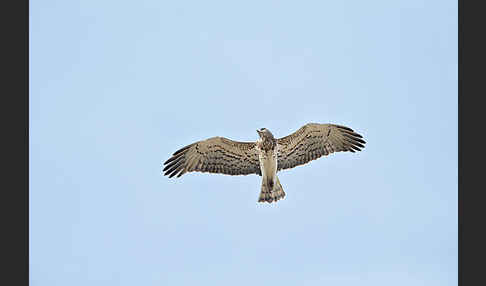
163 137 262 178
277 123 366 171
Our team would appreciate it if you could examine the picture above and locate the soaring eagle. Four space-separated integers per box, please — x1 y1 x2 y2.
163 123 365 203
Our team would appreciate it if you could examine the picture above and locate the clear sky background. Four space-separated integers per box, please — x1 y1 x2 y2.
30 1 457 285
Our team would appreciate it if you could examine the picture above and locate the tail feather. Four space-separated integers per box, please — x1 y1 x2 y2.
258 175 285 203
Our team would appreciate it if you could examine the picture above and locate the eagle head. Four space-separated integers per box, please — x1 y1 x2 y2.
257 128 274 140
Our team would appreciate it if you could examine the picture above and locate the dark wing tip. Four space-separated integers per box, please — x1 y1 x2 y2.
164 155 179 165
355 137 366 144
338 126 366 152
173 144 193 156
168 171 177 178
354 142 365 148
341 129 363 139
335 125 355 132
163 144 193 177
164 161 186 178
350 144 362 151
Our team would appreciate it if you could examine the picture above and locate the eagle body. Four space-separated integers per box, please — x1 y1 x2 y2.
163 123 366 203
256 143 277 183
255 131 284 202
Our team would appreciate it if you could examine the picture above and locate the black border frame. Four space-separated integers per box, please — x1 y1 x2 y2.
2 0 28 285
459 0 483 285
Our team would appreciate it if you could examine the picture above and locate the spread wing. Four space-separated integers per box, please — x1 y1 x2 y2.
277 123 366 171
163 137 261 178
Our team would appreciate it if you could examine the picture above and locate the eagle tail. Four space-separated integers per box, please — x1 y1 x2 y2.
258 175 285 203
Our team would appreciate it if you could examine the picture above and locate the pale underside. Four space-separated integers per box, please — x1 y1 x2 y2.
256 143 278 185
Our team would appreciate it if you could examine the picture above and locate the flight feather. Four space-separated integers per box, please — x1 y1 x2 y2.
163 137 261 178
277 123 366 171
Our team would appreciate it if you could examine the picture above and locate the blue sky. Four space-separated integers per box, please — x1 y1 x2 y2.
30 1 457 285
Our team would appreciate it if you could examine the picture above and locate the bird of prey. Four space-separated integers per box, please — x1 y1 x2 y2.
163 123 365 203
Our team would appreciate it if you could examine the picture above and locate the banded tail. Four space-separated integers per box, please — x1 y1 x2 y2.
258 175 285 203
